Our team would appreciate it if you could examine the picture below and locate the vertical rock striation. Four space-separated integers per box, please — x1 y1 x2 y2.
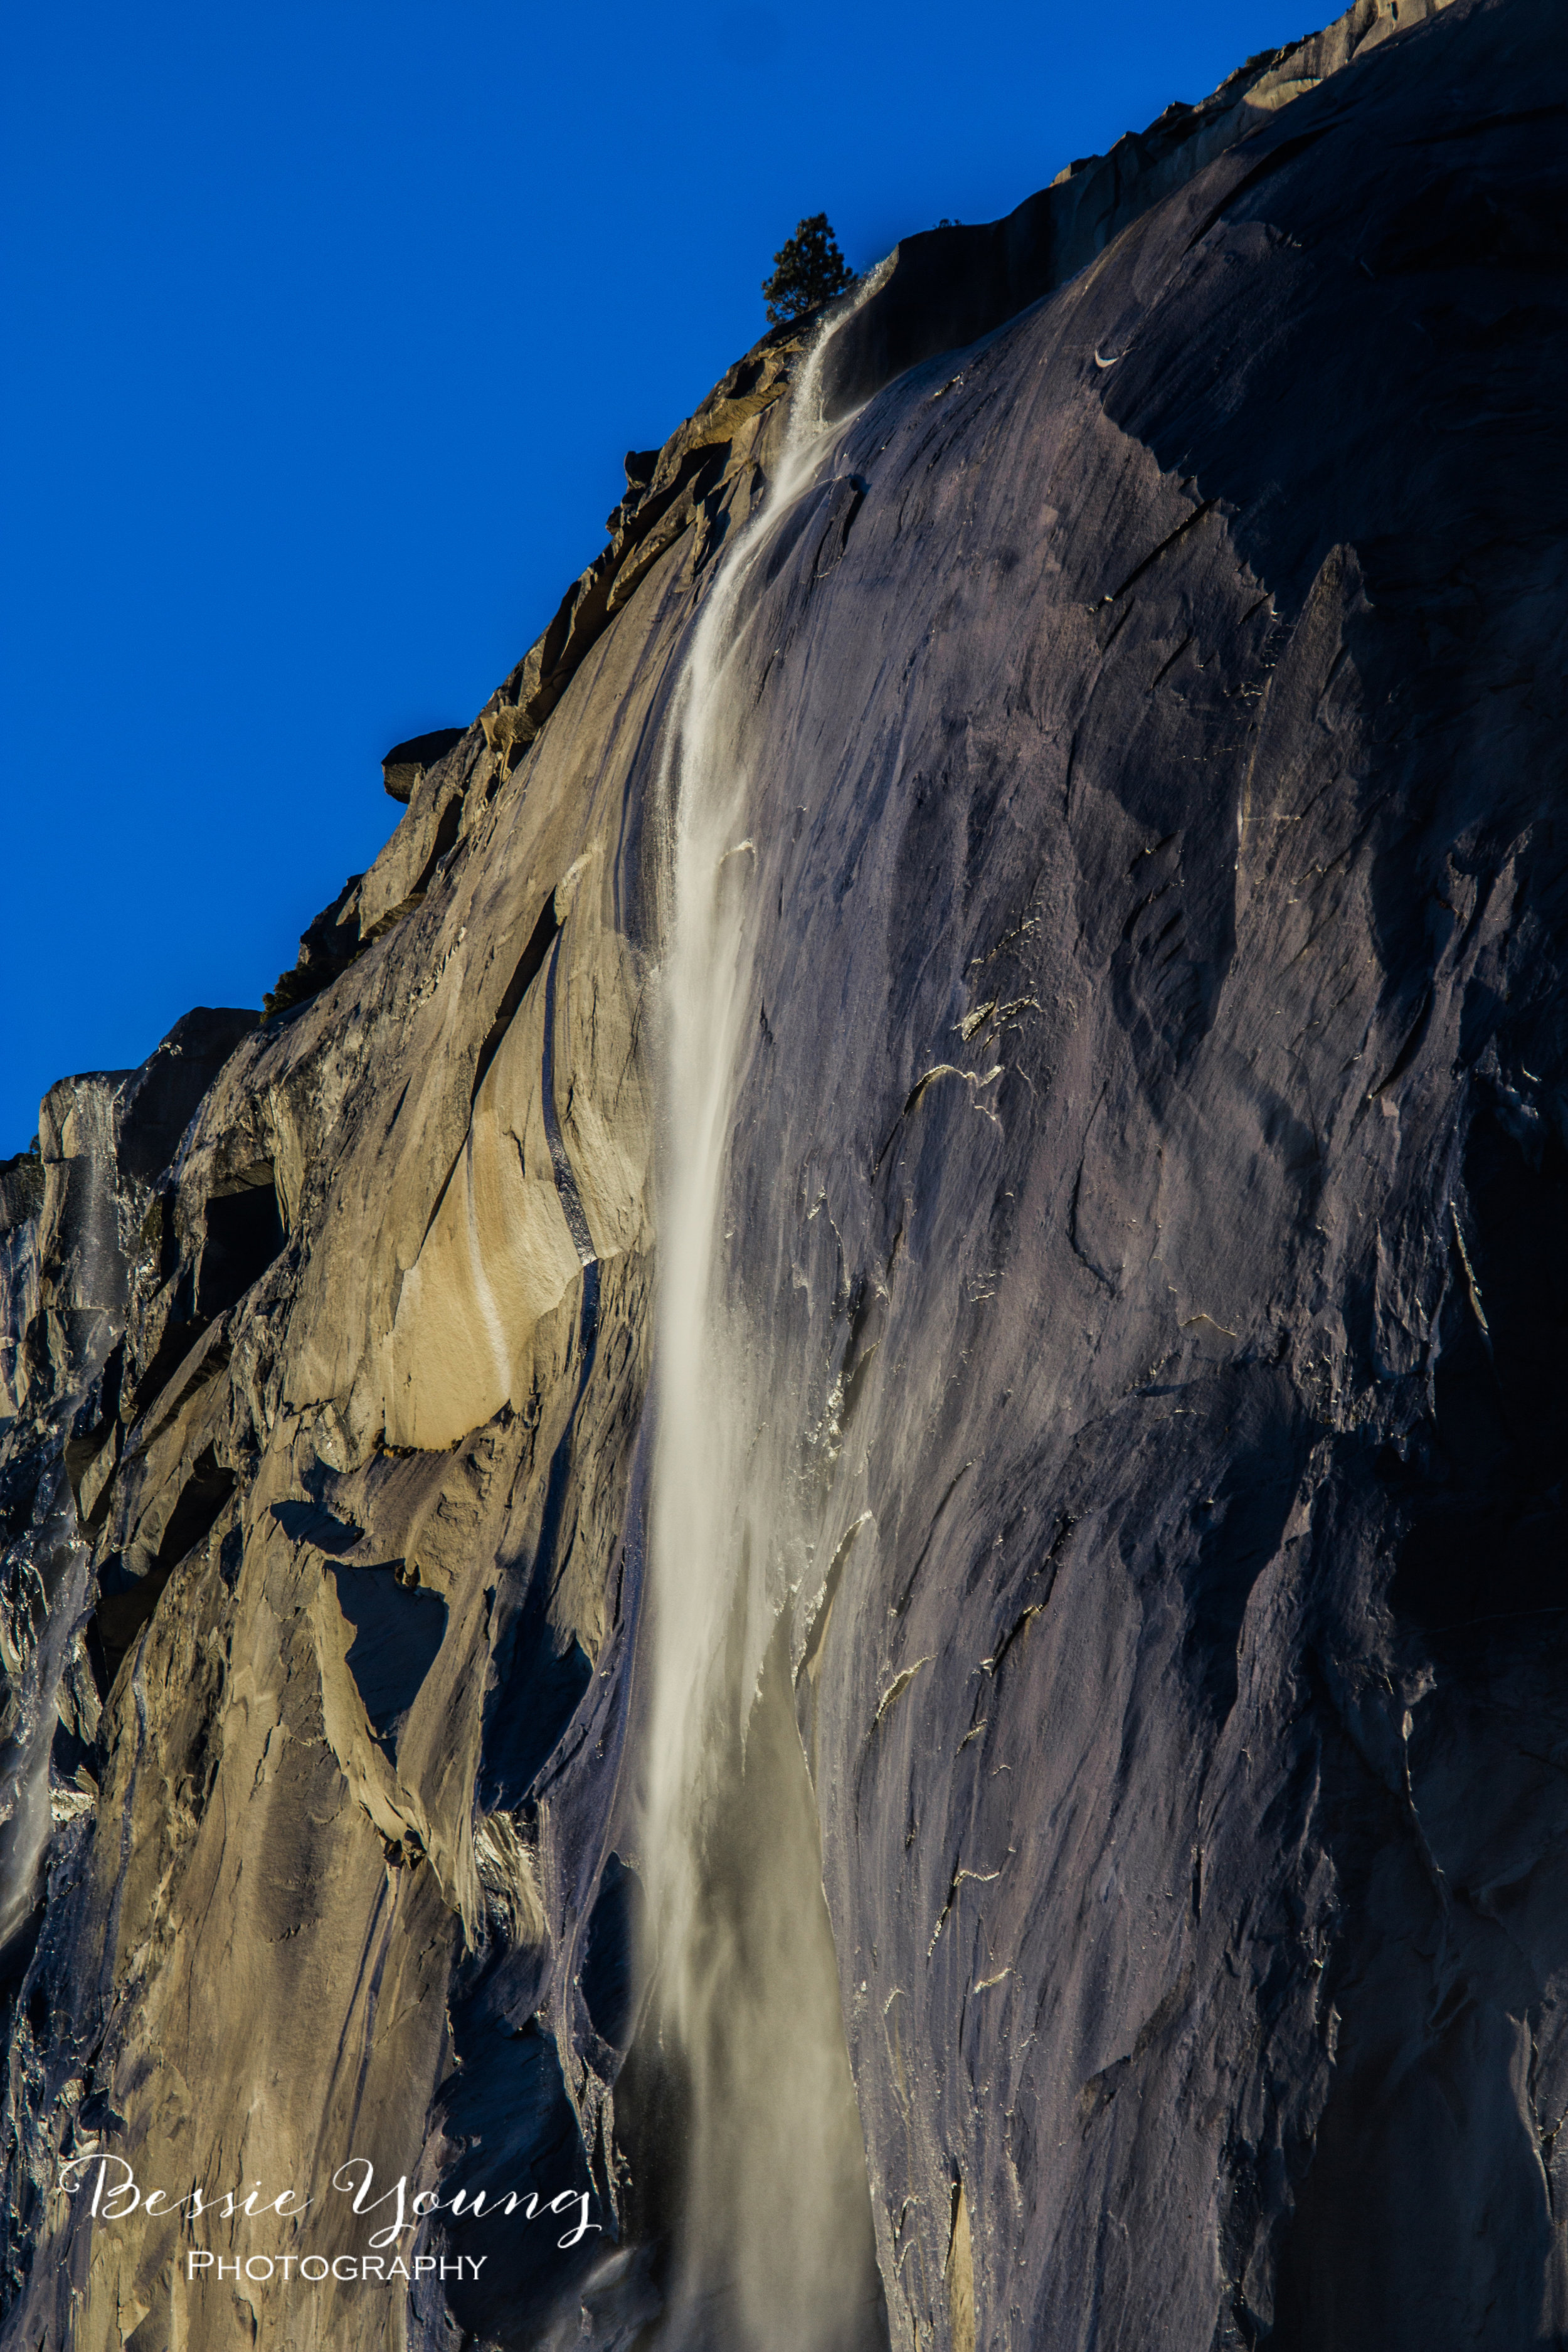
1 0 1565 2344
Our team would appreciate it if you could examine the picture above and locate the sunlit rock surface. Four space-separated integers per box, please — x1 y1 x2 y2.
3 0 1566 2343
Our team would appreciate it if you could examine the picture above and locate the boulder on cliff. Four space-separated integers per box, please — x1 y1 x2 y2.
381 728 466 806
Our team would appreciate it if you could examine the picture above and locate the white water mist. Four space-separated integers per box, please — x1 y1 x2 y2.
642 283 887 2352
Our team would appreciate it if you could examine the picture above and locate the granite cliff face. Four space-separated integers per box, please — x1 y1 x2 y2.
2 0 1566 2344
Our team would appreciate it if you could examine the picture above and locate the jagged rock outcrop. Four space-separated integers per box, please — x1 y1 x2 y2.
1 0 1565 2344
383 731 467 808
0 1157 45 1425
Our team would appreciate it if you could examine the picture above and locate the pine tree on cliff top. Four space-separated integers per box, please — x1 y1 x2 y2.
761 215 853 324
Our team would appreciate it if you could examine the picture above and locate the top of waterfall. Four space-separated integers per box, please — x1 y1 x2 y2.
339 0 1466 969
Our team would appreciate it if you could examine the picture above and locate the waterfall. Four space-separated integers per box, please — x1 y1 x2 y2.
639 281 890 2351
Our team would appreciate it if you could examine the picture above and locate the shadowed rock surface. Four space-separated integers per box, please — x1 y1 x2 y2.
383 730 468 808
2 0 1565 2344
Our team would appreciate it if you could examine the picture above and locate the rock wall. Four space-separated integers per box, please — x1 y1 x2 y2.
1 0 1565 2344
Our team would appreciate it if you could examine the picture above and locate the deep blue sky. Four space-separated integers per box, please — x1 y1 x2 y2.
2 0 1313 1155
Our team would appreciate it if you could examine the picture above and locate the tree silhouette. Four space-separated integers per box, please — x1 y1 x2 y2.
761 215 853 325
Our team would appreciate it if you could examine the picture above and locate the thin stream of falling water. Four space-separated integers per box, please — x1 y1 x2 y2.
641 282 889 2352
